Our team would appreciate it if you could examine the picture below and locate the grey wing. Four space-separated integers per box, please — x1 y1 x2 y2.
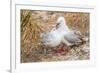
41 32 54 43
64 32 82 44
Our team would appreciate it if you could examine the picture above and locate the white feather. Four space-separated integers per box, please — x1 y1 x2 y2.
41 16 82 47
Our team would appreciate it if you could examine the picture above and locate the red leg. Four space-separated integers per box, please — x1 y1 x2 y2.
53 44 68 56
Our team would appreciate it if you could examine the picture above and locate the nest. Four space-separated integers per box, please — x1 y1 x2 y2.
20 10 90 63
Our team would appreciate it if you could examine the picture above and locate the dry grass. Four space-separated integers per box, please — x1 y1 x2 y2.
20 10 90 63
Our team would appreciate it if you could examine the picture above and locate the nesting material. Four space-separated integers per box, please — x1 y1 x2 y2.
21 10 90 63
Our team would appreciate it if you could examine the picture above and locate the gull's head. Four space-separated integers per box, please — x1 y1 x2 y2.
56 16 67 29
